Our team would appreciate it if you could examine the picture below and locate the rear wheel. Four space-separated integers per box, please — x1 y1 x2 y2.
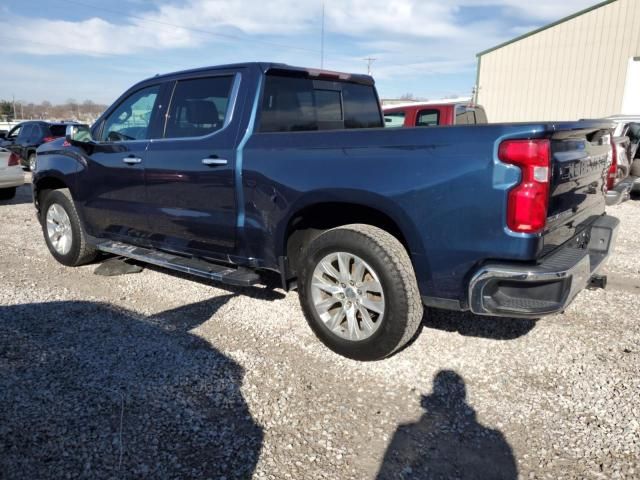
28 153 37 171
0 187 16 200
298 224 423 361
40 189 97 266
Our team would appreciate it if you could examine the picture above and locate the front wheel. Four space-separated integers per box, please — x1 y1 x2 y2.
40 189 98 266
298 224 423 361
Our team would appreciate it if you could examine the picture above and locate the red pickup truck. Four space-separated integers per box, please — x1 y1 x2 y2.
383 101 488 127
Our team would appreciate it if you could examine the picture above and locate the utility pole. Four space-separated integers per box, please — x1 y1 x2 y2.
12 94 16 119
320 3 325 69
365 57 376 75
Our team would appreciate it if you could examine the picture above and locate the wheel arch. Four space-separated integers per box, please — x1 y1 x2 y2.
33 173 72 214
279 191 424 280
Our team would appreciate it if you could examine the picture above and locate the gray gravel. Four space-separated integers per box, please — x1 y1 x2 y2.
1 180 639 479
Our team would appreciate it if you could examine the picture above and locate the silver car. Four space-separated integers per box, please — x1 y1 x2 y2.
0 147 25 200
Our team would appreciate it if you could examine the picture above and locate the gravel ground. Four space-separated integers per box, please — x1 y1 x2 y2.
1 179 639 479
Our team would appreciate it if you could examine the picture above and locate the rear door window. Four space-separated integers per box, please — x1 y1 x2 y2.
416 109 440 127
259 73 382 132
31 124 42 140
164 76 234 138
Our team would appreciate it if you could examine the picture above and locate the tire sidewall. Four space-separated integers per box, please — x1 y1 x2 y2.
299 229 412 361
41 191 83 266
28 153 36 171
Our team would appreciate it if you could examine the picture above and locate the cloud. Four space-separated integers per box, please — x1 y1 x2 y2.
1 0 600 101
4 0 600 57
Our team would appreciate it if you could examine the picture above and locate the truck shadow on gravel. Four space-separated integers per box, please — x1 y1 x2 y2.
421 308 537 340
140 263 286 301
377 370 517 480
0 299 263 479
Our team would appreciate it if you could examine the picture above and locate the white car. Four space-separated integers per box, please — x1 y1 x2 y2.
0 147 25 200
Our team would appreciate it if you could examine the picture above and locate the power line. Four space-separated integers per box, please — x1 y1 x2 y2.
0 29 195 72
58 0 327 56
364 57 376 75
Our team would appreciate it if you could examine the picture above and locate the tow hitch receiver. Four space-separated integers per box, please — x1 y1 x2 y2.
588 274 607 290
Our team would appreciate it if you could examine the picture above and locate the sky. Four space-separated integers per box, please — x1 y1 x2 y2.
0 0 602 105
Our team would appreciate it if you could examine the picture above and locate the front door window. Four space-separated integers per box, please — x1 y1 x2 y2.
101 85 161 142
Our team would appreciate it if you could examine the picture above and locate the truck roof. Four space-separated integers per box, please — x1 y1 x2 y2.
383 99 476 111
146 62 375 86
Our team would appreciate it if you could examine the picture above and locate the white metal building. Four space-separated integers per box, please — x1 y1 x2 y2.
475 0 640 122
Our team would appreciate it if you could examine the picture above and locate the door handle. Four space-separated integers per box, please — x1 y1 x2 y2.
123 157 142 165
202 158 228 166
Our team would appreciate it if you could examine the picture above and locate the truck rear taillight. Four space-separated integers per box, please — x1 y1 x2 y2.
606 138 617 191
7 152 20 167
499 139 551 234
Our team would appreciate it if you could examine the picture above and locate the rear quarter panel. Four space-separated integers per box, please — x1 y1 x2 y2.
242 124 549 301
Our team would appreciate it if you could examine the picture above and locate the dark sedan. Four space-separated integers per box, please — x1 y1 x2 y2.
1 121 79 171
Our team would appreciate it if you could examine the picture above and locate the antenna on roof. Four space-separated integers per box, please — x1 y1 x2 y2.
320 3 325 69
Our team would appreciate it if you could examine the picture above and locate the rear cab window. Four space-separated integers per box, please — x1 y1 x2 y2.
258 71 383 133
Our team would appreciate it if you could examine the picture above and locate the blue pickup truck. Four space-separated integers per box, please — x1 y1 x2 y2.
33 62 619 360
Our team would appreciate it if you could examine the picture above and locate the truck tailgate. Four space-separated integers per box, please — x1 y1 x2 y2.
543 122 613 255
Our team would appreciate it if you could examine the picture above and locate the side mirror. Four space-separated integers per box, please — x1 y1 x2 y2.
65 124 93 143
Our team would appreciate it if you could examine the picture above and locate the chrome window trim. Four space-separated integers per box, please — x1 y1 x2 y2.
150 72 242 143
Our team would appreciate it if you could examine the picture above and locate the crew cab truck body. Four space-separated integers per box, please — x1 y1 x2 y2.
383 101 488 128
33 62 618 360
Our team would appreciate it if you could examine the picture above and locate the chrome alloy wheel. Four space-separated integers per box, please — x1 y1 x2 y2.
46 203 73 255
310 252 386 341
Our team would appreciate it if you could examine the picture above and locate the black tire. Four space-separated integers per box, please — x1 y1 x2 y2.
298 224 423 361
40 188 98 266
0 187 16 200
28 153 37 171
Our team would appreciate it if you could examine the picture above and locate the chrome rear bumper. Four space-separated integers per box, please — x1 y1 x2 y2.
468 215 619 318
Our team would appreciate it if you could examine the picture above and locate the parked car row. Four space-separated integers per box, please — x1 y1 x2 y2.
383 101 488 127
0 121 80 171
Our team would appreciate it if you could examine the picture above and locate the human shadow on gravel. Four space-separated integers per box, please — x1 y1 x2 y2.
376 370 517 480
421 308 537 340
0 299 263 479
